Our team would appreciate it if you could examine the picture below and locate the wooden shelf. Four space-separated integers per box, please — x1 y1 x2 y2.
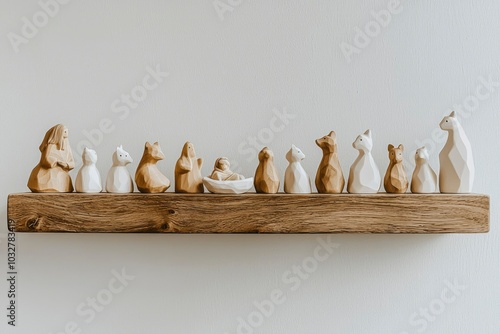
7 193 489 234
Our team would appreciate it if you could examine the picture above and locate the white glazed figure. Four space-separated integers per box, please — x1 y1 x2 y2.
105 145 134 193
347 129 381 193
439 111 474 193
284 145 312 194
411 146 437 193
75 147 102 193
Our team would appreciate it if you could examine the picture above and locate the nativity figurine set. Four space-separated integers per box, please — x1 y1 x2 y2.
27 112 474 195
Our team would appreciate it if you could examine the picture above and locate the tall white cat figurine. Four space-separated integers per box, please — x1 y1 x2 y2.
284 144 312 194
106 145 134 193
347 129 381 193
75 147 102 193
411 146 437 193
439 111 474 193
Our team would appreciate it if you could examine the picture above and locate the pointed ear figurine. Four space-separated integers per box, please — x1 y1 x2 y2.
105 145 134 193
28 124 75 192
439 111 474 193
254 147 280 193
449 111 456 117
384 143 409 193
315 131 344 193
347 129 381 193
284 145 312 194
135 141 170 193
75 147 102 193
411 146 437 193
175 141 204 193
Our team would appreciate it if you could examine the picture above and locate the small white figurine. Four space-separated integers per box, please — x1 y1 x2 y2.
284 145 312 194
439 111 475 193
347 129 381 193
75 147 102 193
105 145 134 193
411 146 437 193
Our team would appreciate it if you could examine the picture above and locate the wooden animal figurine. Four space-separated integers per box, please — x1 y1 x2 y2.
439 111 475 193
347 129 381 193
135 142 171 193
315 131 344 193
28 124 75 192
384 144 409 193
209 157 245 181
254 147 280 194
105 145 134 193
284 145 312 194
411 146 437 193
175 141 204 193
75 147 102 193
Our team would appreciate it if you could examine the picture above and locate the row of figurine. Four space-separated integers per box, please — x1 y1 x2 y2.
27 111 474 194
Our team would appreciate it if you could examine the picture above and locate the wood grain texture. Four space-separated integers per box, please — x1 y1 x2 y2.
7 193 489 234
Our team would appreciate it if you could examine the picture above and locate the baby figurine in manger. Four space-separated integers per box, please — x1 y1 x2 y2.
203 157 253 194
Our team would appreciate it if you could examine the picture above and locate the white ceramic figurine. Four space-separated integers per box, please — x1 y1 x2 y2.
284 145 312 194
105 145 134 193
75 147 102 193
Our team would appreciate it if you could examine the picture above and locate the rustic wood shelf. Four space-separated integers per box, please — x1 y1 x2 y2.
7 193 489 234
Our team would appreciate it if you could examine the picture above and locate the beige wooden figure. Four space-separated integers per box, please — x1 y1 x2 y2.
175 141 203 193
315 131 344 193
411 146 437 193
209 157 245 181
135 142 171 193
439 111 475 193
28 124 75 193
384 144 409 193
254 147 280 194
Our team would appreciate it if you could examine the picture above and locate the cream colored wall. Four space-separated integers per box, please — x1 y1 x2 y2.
0 1 499 333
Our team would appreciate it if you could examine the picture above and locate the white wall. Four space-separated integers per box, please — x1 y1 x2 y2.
1 1 499 333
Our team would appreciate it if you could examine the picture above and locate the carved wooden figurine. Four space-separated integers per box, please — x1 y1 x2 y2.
75 147 102 193
439 111 475 193
254 147 280 194
315 131 344 193
105 145 134 193
175 141 203 193
411 146 437 193
384 144 409 193
209 157 245 181
347 129 381 193
135 142 170 193
203 158 253 194
28 124 75 193
284 145 312 194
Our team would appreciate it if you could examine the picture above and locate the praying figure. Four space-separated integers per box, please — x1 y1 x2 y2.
28 124 75 192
